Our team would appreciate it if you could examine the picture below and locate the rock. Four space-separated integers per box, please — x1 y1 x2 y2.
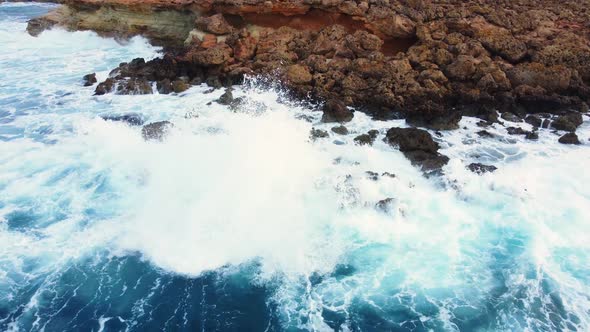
157 79 173 94
477 130 494 138
386 128 439 153
525 131 539 140
375 198 395 213
286 64 313 84
172 79 190 93
310 128 329 139
321 99 353 123
386 127 449 171
467 163 497 174
558 133 581 145
382 172 396 178
95 78 115 95
216 88 234 105
117 78 153 95
82 73 97 86
331 125 349 135
506 127 528 135
26 16 56 37
366 171 379 181
501 112 522 123
195 14 233 35
524 115 543 127
101 113 144 126
354 134 374 146
141 121 173 141
551 113 584 132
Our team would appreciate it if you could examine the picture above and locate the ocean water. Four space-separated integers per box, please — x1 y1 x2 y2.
1 2 590 331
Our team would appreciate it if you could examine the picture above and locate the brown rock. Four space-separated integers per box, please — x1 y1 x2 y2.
195 14 234 35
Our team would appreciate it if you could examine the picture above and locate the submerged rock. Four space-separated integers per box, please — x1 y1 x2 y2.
375 198 395 213
310 128 329 140
385 127 449 171
141 121 173 141
101 113 144 126
216 88 234 105
467 163 498 174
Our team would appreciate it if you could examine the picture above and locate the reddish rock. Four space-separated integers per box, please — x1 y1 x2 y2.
195 14 234 35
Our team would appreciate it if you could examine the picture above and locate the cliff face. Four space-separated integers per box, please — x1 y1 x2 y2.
29 0 590 128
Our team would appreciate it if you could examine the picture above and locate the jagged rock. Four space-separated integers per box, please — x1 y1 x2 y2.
386 127 449 171
95 78 115 95
551 113 584 132
172 79 189 93
366 171 379 181
558 133 581 145
331 125 349 135
525 131 539 140
82 73 97 86
195 14 233 35
467 163 497 174
321 99 353 123
142 121 173 141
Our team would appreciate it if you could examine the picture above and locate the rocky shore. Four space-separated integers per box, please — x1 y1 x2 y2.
27 0 590 171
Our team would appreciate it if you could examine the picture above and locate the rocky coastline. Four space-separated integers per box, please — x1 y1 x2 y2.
26 0 590 171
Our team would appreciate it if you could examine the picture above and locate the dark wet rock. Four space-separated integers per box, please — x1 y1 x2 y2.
206 76 223 89
321 99 353 123
95 78 115 95
525 131 539 140
375 198 395 213
367 130 379 139
524 115 543 127
406 111 462 131
476 130 494 138
501 112 522 123
386 127 449 171
476 121 492 128
26 16 56 37
82 73 97 87
157 79 173 94
117 78 153 95
467 163 497 174
551 113 584 132
216 88 234 105
354 132 377 146
101 113 144 126
365 171 379 181
310 128 329 139
141 121 173 141
506 127 528 135
382 172 396 178
558 133 581 145
331 125 349 135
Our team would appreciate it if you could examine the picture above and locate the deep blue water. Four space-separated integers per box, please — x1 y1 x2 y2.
1 2 590 331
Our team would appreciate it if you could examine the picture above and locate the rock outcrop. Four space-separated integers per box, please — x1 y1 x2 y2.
28 0 590 128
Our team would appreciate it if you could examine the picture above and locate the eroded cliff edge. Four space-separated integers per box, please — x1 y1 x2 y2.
29 0 590 130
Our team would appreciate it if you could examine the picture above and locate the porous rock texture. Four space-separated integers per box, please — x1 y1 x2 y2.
28 0 590 129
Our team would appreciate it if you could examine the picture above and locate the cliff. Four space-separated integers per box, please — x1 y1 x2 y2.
28 0 590 129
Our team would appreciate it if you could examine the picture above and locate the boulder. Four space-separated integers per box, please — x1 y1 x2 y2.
386 127 449 171
331 125 349 135
321 99 353 123
82 73 97 87
558 133 581 145
551 113 584 132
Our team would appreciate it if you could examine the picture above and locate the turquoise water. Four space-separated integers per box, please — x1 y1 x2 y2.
1 2 590 331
